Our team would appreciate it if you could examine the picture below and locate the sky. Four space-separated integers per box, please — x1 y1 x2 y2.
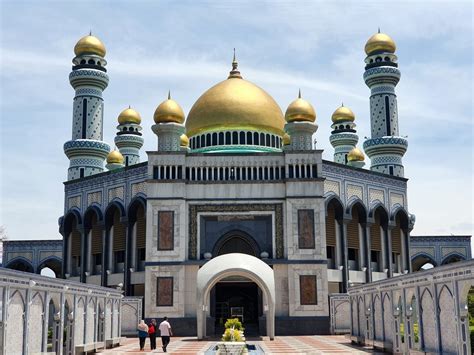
0 1 473 246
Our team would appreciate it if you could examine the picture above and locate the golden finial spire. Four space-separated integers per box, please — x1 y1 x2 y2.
298 89 302 99
128 104 131 109
228 48 242 79
341 102 344 107
89 29 92 36
168 90 171 100
378 27 380 33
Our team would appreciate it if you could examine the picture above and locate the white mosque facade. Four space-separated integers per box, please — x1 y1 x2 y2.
60 32 416 335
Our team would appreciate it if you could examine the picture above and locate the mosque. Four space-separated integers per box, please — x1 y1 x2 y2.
53 31 464 336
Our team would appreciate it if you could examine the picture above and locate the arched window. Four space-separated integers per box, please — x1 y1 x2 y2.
247 132 252 145
345 125 350 129
88 59 95 65
219 132 224 145
212 133 217 146
260 133 265 146
254 132 259 145
265 134 270 147
206 133 211 147
339 125 344 130
225 132 231 145
232 131 238 144
239 131 245 144
197 135 201 149
384 57 390 61
271 135 275 147
376 57 382 62
80 59 86 64
97 61 101 66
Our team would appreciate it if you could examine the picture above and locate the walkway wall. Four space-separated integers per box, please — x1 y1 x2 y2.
329 293 350 334
0 267 123 355
348 259 474 354
121 296 143 336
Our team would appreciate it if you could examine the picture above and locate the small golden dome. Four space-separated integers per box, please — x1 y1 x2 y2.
118 107 141 125
180 134 189 147
153 92 185 124
282 133 291 145
365 31 396 55
185 73 285 137
348 147 365 162
106 149 124 164
74 34 106 57
331 104 355 123
285 90 316 123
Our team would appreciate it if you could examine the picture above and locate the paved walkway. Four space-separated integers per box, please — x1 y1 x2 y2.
97 336 385 354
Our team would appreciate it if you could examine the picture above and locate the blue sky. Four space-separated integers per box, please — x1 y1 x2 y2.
0 0 472 243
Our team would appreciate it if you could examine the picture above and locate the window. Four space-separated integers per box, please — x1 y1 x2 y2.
115 250 125 263
389 166 394 175
232 132 238 144
153 166 158 179
348 248 357 261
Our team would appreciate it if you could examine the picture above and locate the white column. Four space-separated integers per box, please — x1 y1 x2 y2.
380 226 387 275
87 230 92 274
335 219 342 268
401 230 407 273
358 224 365 271
131 223 137 271
108 226 114 273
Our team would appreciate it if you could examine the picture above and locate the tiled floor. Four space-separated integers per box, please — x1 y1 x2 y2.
97 335 385 354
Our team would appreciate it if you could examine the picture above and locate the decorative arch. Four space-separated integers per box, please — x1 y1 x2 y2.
105 201 126 222
412 253 437 271
5 257 35 273
212 230 260 257
368 202 389 220
128 195 146 218
325 194 344 217
390 206 409 225
196 253 275 340
441 252 465 265
84 205 103 224
345 198 368 219
37 256 62 277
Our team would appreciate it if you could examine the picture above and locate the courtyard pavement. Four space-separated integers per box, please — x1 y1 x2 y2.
97 335 385 354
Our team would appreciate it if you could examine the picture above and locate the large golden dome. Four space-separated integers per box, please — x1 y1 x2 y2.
285 90 316 123
118 107 141 125
331 104 355 123
153 93 185 124
74 34 106 57
185 67 285 137
365 31 396 55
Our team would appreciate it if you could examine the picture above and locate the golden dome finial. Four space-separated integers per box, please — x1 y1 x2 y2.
107 148 124 164
228 48 242 79
118 106 141 125
285 91 316 123
154 93 185 124
74 33 106 57
365 30 396 55
180 134 189 147
332 104 355 123
348 147 365 162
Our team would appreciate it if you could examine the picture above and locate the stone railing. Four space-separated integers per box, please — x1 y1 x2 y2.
0 267 123 355
348 259 474 354
329 293 351 334
121 296 143 336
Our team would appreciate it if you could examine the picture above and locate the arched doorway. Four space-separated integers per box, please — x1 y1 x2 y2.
5 258 34 273
213 231 259 257
196 253 275 340
412 254 437 272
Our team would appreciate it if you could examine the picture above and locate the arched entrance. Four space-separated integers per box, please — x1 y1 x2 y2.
196 253 275 340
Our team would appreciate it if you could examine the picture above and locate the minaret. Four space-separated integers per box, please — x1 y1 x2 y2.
329 104 358 164
152 91 186 152
63 34 110 180
362 30 408 177
284 90 317 150
114 107 144 166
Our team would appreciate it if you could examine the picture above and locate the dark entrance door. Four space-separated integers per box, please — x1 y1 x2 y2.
212 280 262 335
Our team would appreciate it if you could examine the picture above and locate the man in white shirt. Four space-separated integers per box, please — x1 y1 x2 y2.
158 316 173 352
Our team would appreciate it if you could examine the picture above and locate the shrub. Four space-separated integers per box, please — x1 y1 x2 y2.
225 318 243 331
222 328 243 342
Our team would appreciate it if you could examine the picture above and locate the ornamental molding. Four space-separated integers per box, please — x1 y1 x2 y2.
188 203 284 259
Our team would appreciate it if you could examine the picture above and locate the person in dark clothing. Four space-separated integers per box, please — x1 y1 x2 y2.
148 318 157 350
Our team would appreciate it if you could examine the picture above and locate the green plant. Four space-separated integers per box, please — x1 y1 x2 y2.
222 328 243 342
224 318 243 331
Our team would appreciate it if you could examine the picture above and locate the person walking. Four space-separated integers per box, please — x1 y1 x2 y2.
158 316 173 352
148 318 157 350
137 320 148 351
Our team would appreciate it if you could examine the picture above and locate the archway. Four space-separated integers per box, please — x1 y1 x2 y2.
196 253 275 340
5 257 34 273
213 231 259 257
38 257 62 277
369 206 388 273
326 196 344 293
412 254 437 272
